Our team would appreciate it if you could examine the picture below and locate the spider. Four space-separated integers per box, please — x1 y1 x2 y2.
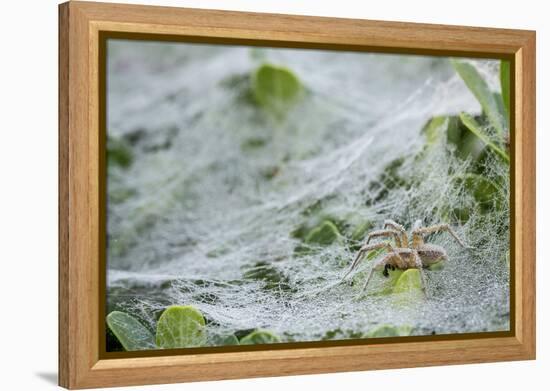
342 219 473 296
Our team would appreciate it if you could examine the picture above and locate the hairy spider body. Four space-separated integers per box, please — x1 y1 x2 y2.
342 220 472 296
417 244 448 265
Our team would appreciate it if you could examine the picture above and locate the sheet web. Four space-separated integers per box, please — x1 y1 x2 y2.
106 41 509 343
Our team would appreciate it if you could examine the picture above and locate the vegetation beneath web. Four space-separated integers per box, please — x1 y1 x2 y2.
107 305 281 351
106 42 510 351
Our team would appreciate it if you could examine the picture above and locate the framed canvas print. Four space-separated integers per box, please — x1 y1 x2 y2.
58 1 536 389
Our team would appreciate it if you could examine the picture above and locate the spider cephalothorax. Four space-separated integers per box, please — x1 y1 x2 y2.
342 219 473 296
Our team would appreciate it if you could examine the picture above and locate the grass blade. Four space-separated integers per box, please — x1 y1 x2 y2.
451 59 507 136
459 112 509 163
500 60 511 120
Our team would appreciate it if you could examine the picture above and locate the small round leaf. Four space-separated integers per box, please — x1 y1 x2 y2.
239 330 281 345
305 220 341 246
155 305 207 349
106 311 156 351
252 63 302 116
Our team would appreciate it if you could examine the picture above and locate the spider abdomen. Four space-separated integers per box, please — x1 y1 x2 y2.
417 244 447 266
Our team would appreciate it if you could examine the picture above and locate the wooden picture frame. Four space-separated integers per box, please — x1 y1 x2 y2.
59 1 536 389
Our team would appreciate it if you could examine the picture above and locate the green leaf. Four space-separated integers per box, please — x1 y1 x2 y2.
155 305 207 349
106 311 156 351
422 116 448 145
500 60 511 119
459 112 509 163
451 59 506 136
367 325 399 337
252 63 302 117
209 333 240 346
396 325 413 336
240 329 281 345
391 269 425 306
304 220 342 246
393 269 423 295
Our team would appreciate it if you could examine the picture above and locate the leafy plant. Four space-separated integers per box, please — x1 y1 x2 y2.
459 112 509 162
451 59 510 163
106 305 282 351
422 116 448 145
304 220 342 246
500 60 511 120
293 217 344 255
415 59 510 226
392 269 423 294
209 334 240 346
239 329 281 345
391 269 425 306
252 63 303 117
106 311 156 351
156 305 207 349
451 59 507 136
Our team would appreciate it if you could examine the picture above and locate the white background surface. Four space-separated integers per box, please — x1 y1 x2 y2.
0 0 546 389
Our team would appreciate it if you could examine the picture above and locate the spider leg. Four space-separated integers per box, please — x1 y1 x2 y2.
342 242 402 281
383 219 409 247
412 224 473 249
360 268 376 294
365 229 401 247
359 254 393 295
413 250 428 298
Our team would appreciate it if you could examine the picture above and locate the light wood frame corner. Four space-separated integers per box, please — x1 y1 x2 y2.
59 1 536 389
